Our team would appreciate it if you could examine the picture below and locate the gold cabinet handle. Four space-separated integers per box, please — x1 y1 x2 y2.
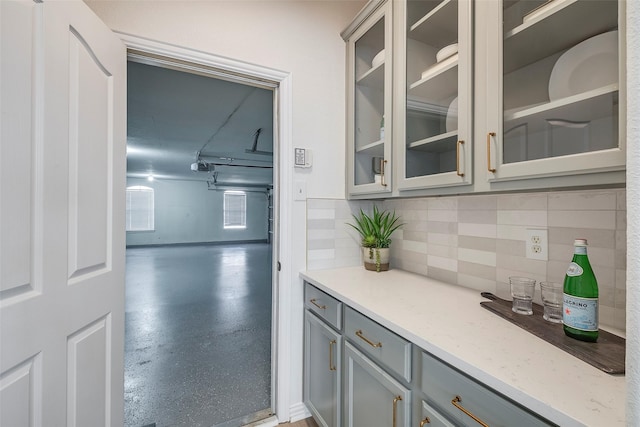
392 396 402 427
355 329 382 348
451 395 489 427
329 339 337 371
486 132 496 173
310 298 326 310
420 417 431 426
456 140 464 177
380 159 388 187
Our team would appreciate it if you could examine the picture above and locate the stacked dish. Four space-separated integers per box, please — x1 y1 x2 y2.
548 30 618 100
372 49 385 68
420 43 459 80
446 97 458 132
436 43 458 63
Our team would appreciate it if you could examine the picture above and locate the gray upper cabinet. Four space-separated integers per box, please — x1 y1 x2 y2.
396 0 474 191
344 1 394 197
478 0 625 188
343 0 626 199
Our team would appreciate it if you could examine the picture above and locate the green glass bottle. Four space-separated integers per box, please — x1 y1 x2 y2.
563 239 599 342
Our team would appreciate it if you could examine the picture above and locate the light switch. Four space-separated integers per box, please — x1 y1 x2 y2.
294 180 307 201
294 148 312 168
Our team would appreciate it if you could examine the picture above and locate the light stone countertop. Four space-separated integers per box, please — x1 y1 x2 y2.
300 267 626 427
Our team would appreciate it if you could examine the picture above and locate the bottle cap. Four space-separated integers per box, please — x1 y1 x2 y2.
574 238 588 246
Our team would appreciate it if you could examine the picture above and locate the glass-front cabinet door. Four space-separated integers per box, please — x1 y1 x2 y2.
485 0 625 182
397 0 473 191
346 2 393 196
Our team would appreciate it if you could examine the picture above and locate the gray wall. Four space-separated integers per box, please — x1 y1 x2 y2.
126 178 269 246
306 188 627 332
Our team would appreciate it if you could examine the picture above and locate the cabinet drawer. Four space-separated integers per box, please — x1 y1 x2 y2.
305 283 342 330
344 306 411 383
421 352 554 427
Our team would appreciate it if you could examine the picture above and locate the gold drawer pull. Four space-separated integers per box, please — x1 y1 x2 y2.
486 132 496 173
310 298 326 310
420 417 431 426
392 396 402 427
380 159 388 187
451 395 489 427
355 329 382 348
456 140 464 177
329 339 337 371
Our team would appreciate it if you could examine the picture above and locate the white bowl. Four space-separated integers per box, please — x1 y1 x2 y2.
436 43 458 63
371 49 385 68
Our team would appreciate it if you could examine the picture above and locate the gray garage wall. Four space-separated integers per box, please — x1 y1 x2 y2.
126 178 269 246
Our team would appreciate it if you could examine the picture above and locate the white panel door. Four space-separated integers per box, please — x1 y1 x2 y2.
0 1 126 425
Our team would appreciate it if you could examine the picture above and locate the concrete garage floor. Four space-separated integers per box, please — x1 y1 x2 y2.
124 243 272 427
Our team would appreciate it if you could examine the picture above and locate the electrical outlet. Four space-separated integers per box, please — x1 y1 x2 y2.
526 229 548 260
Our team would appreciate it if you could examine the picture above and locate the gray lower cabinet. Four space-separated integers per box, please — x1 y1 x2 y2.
304 310 342 427
417 400 455 427
344 306 412 383
420 351 554 427
302 282 553 427
344 342 411 427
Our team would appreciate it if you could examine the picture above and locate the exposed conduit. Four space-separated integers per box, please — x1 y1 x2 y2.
197 87 258 154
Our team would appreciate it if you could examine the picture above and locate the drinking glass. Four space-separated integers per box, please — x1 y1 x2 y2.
510 276 536 315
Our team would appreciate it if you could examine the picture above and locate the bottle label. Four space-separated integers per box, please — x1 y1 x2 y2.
563 294 598 331
574 246 587 255
566 262 583 277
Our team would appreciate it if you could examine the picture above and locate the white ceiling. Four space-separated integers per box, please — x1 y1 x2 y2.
126 61 274 187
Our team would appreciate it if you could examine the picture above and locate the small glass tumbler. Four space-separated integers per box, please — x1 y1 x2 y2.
510 276 536 315
540 282 564 323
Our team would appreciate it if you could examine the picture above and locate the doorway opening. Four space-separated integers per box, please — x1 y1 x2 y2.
124 53 277 426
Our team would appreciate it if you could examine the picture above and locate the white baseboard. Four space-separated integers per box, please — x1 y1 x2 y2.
289 402 312 423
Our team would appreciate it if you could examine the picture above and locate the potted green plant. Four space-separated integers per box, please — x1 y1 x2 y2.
348 206 404 272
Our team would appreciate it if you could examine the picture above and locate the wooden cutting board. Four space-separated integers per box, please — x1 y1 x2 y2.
480 292 625 374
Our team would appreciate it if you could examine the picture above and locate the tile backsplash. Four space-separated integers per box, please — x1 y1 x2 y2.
306 188 626 331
